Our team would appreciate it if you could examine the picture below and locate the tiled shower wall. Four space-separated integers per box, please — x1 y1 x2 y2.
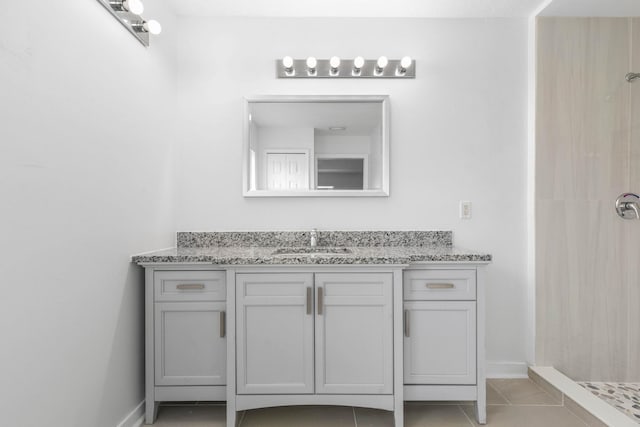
536 17 640 382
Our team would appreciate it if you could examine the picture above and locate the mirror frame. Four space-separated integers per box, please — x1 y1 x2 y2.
242 95 390 197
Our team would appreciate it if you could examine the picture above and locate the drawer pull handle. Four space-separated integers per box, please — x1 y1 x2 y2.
176 284 205 290
317 287 324 315
220 311 226 337
404 309 410 337
306 287 312 315
426 283 455 289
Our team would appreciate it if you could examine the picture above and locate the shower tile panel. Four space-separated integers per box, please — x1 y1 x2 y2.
626 213 640 382
536 18 630 201
629 18 640 383
631 18 640 189
536 200 629 381
536 17 638 384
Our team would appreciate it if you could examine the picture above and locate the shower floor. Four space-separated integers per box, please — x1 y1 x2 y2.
578 382 640 423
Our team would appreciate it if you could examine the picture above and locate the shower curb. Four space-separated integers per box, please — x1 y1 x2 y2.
529 366 638 427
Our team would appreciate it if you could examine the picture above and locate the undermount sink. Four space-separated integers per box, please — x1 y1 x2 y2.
271 247 353 256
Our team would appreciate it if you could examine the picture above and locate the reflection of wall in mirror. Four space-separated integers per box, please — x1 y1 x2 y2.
254 127 314 190
249 120 258 190
369 124 382 189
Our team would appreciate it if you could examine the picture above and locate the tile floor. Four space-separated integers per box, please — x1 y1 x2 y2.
147 379 591 426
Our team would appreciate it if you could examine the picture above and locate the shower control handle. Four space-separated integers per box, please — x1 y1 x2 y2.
615 193 640 219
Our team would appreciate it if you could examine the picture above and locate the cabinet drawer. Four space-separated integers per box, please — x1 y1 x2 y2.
154 271 226 302
403 269 476 301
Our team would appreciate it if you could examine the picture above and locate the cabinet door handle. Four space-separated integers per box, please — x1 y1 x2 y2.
306 287 312 315
426 282 455 289
317 287 324 315
176 283 205 290
404 309 410 337
220 311 226 337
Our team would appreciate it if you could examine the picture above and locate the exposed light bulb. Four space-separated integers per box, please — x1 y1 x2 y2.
329 56 340 75
306 57 317 70
376 56 388 69
282 56 294 69
143 19 162 35
400 56 412 69
123 0 144 15
353 56 365 70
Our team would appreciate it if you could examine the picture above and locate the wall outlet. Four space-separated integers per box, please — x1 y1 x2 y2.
460 201 472 219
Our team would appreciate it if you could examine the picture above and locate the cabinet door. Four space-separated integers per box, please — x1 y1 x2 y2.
236 273 314 394
315 273 393 394
404 301 476 385
155 302 226 386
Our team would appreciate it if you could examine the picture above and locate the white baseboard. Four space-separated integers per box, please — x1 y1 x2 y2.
117 400 145 427
486 361 529 378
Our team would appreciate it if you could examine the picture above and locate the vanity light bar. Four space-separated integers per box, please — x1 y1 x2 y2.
276 57 415 78
95 0 162 47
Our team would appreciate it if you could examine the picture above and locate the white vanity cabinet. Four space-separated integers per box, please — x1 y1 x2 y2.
402 267 486 424
145 269 227 424
139 261 487 427
235 272 393 396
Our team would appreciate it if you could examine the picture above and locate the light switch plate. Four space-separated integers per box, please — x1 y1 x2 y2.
460 201 472 219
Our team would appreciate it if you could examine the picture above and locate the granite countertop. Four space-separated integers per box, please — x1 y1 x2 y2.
132 231 492 265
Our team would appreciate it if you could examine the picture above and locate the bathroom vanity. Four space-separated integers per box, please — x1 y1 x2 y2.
132 231 491 427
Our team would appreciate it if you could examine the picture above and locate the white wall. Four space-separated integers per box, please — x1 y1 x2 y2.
176 17 529 375
0 1 177 426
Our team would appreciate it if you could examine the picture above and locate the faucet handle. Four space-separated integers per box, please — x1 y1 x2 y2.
615 193 640 219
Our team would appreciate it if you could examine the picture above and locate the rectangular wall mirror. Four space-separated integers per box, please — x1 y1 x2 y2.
243 95 389 197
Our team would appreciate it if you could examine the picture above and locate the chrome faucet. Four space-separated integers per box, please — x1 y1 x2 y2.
310 229 318 247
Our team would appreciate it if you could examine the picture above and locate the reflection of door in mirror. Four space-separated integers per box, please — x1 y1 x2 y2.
266 152 309 190
255 127 314 191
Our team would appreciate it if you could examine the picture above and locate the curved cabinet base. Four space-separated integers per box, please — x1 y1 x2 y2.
236 395 395 412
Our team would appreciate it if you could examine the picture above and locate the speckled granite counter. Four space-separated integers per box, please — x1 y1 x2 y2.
132 231 491 265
